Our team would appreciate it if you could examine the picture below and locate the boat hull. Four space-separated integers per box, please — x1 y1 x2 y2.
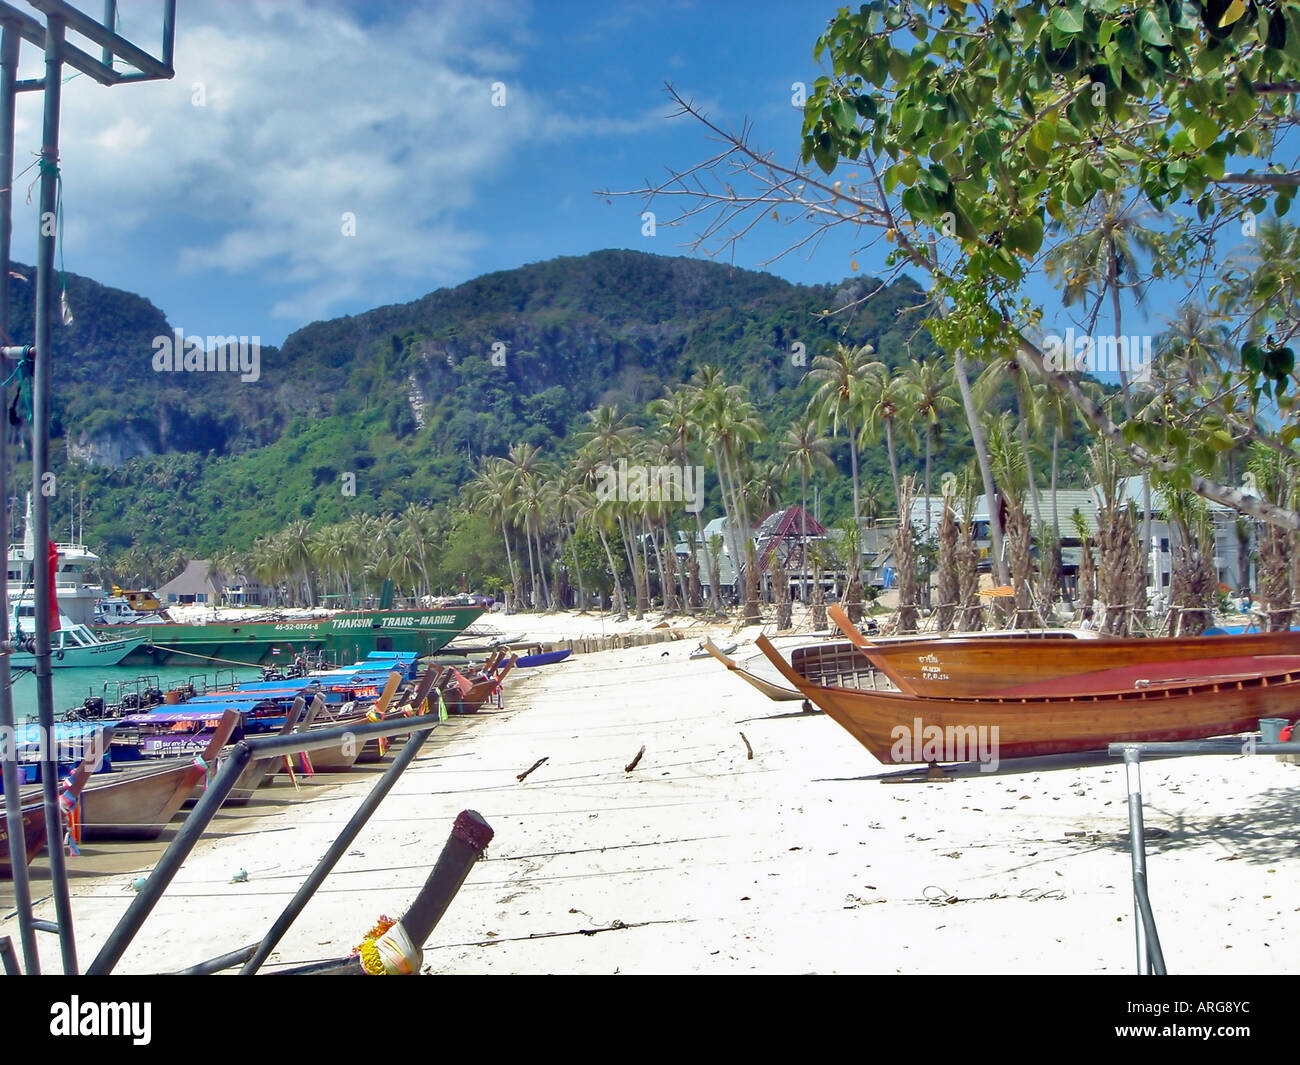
757 636 1292 765
1 761 96 876
95 606 485 667
830 608 1300 696
0 805 48 877
81 762 196 841
5 632 146 669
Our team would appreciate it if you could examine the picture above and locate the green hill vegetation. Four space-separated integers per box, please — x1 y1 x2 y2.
5 249 1095 596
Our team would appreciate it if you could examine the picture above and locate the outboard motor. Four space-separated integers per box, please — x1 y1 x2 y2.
81 696 105 718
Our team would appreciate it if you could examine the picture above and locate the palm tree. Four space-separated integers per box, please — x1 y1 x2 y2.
649 385 720 612
692 367 762 616
953 347 1009 586
1046 188 1163 570
1224 218 1300 347
901 358 958 539
806 342 875 525
859 359 910 508
281 520 316 606
577 405 648 616
468 458 521 609
780 416 834 602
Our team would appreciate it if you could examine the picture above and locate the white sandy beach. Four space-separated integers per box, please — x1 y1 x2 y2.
6 607 1298 975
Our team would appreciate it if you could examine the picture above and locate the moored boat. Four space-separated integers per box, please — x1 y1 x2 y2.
514 648 572 668
0 758 96 877
699 638 807 703
92 604 486 667
755 634 1298 766
828 604 1300 697
7 601 147 669
80 710 239 840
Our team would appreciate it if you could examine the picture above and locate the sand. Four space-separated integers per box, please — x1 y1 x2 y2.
5 607 1298 975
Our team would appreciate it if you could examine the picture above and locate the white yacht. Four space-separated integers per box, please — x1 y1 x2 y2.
8 600 146 668
6 495 105 626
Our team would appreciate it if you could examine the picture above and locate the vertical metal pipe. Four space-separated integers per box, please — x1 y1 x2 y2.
1122 746 1149 975
161 0 175 70
238 722 438 974
33 12 75 974
0 17 40 977
100 1 116 69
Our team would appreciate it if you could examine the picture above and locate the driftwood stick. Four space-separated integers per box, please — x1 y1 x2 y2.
517 757 548 782
625 745 646 773
740 732 754 760
274 810 494 975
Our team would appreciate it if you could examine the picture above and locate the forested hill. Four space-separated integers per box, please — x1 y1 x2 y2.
8 248 1012 565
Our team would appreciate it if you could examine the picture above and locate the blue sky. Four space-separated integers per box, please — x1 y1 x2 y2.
6 0 872 348
1 0 1225 366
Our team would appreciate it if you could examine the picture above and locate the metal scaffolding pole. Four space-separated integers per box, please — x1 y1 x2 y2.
32 9 75 975
0 14 37 976
0 1 175 974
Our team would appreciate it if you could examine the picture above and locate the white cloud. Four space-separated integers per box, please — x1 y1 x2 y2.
8 0 569 326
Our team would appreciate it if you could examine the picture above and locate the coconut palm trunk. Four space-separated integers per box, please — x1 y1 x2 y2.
955 351 1008 585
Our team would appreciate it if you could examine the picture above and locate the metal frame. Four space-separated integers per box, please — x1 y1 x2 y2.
86 713 440 974
1108 736 1300 976
0 0 175 976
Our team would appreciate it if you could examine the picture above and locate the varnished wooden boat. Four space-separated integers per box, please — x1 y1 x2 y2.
81 710 239 840
282 695 364 773
700 638 806 703
440 656 514 714
755 635 1296 765
1 758 97 876
828 604 1300 697
203 695 309 806
355 667 444 761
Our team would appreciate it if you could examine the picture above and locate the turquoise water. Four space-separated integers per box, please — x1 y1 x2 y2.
7 663 267 722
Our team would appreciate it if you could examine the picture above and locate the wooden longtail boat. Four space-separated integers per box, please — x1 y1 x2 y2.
81 710 239 840
700 638 807 704
755 635 1300 765
209 695 309 806
0 759 95 877
356 667 445 761
441 655 514 714
827 604 1300 697
281 690 378 773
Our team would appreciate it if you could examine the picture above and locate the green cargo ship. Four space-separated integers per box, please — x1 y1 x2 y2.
92 605 486 667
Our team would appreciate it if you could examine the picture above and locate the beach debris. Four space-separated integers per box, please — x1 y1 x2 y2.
231 868 249 883
625 745 646 773
516 757 548 782
740 732 754 759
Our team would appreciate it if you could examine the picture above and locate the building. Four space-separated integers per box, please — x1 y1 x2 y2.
157 559 267 606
